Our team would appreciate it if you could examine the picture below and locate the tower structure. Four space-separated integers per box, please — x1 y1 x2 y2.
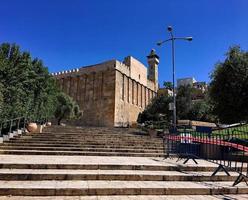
147 49 159 91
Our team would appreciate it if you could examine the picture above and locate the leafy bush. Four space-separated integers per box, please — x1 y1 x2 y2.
54 92 82 125
137 95 173 123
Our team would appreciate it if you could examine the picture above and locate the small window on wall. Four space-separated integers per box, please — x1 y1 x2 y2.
139 74 140 80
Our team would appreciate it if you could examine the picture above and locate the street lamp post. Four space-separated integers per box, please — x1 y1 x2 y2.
157 26 192 130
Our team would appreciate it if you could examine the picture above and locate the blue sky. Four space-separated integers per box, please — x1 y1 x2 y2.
1 0 247 86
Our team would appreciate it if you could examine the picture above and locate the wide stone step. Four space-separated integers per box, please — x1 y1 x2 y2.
0 180 247 196
21 132 151 136
1 143 164 150
6 141 163 147
1 195 248 200
0 149 164 157
9 137 162 143
10 138 163 144
43 128 139 132
0 155 244 172
9 140 163 146
28 133 152 137
0 163 224 171
0 169 238 181
0 155 220 171
21 137 162 143
41 130 146 135
0 146 164 153
38 134 154 139
23 135 157 139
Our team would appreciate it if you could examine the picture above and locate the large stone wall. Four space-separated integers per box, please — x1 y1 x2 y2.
53 52 158 127
54 61 116 126
114 69 156 126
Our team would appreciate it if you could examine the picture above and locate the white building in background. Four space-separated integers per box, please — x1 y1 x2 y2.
177 77 208 100
177 77 196 87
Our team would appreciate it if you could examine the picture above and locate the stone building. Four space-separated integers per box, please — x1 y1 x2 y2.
52 50 159 127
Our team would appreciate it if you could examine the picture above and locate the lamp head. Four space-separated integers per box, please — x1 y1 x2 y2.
157 41 163 46
167 26 173 32
186 37 193 41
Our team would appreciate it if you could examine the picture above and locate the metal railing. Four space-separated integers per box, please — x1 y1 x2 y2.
0 117 26 136
0 117 48 137
164 124 248 186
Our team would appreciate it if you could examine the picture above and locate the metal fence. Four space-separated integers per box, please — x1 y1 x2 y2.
0 117 26 137
0 117 48 137
164 124 248 186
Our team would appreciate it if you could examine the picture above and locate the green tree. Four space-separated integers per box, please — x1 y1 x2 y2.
163 81 173 90
54 92 82 125
176 85 214 122
209 46 248 123
0 83 4 119
176 85 192 119
188 100 215 122
137 94 172 123
0 43 59 121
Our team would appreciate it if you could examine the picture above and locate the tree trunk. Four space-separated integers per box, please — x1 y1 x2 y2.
57 117 62 125
57 111 65 125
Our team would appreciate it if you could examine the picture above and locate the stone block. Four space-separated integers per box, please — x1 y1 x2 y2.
8 132 14 138
47 122 52 126
13 131 18 136
0 137 3 143
3 134 9 141
17 129 22 135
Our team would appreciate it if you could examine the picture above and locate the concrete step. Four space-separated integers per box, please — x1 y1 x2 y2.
0 146 164 153
0 180 247 196
0 149 165 157
0 155 242 172
1 143 164 150
18 132 153 137
5 144 162 149
43 127 140 132
10 138 163 145
0 169 238 181
0 163 224 171
1 195 248 200
19 138 162 143
8 140 163 148
27 133 153 138
38 134 153 139
42 130 145 134
10 138 163 144
22 136 159 140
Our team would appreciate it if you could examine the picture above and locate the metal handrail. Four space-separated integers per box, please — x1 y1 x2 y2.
0 117 48 137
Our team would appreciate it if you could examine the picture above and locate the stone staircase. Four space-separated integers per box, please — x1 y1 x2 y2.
0 125 247 199
0 126 164 157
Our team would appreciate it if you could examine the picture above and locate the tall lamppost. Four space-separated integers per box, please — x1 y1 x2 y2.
157 26 192 130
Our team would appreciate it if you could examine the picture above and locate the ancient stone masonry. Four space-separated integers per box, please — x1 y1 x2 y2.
52 50 159 127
